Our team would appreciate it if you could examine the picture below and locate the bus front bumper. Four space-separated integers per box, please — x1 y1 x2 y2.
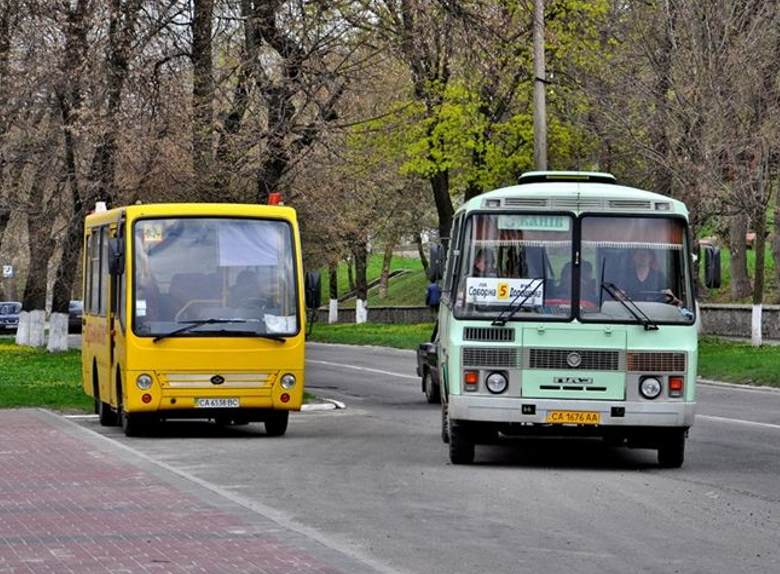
448 395 695 428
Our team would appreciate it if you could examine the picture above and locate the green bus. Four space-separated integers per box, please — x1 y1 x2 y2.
430 172 715 467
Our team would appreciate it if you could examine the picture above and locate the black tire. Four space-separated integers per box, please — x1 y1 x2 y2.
657 430 686 468
448 417 475 464
423 370 440 404
97 399 118 427
441 400 449 443
265 410 289 437
94 369 118 427
118 387 150 437
121 410 147 437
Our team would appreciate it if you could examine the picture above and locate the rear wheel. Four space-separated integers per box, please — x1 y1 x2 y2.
423 370 440 404
94 367 118 426
441 401 449 443
657 429 686 468
264 411 289 437
448 417 475 464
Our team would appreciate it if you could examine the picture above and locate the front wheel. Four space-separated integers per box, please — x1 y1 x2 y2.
265 411 289 437
448 417 475 464
118 388 152 437
97 399 118 427
121 410 151 437
657 429 686 468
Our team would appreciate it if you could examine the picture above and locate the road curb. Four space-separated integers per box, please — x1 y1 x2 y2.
301 398 346 411
698 378 780 393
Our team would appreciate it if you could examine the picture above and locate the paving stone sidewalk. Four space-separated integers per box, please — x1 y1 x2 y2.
0 409 387 574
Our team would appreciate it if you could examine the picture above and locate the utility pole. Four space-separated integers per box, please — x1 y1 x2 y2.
533 0 548 170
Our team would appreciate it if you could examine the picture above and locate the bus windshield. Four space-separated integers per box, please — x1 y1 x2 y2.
454 213 574 320
453 212 694 325
133 217 298 338
581 215 694 325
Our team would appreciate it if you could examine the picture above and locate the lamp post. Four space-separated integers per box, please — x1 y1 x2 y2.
533 0 547 171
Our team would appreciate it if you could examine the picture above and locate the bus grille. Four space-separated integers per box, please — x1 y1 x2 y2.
463 347 520 368
463 327 515 342
163 373 270 388
528 349 621 371
627 352 686 373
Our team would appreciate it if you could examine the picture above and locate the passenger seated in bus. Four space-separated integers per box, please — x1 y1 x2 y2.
616 248 681 305
472 249 497 277
552 262 573 299
229 270 265 307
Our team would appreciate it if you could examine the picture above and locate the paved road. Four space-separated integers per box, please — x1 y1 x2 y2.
67 342 780 574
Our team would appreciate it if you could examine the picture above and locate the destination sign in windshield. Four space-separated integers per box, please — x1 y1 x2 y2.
465 278 544 307
498 214 570 232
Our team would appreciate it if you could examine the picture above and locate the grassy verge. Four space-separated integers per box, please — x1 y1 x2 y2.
0 338 91 411
697 336 780 388
308 322 435 350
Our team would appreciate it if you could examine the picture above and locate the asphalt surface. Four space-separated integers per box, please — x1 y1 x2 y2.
2 341 780 574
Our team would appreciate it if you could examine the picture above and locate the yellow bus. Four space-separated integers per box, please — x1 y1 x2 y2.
81 202 320 437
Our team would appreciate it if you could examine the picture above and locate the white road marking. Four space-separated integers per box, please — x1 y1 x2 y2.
307 359 418 380
699 414 780 431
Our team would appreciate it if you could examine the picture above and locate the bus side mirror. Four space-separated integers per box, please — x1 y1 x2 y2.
108 237 125 276
305 272 322 309
427 244 444 281
704 246 721 289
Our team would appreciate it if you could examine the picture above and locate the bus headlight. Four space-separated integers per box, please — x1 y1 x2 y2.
280 374 296 390
486 372 508 394
639 376 662 399
136 374 153 390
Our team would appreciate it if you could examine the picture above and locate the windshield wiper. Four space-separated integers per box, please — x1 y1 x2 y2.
491 278 545 327
152 318 287 343
600 282 659 331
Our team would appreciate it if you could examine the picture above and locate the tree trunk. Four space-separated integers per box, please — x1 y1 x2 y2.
431 170 454 251
415 232 429 270
192 0 215 194
0 0 15 267
18 179 57 348
48 0 89 328
20 217 52 312
378 241 395 299
772 176 780 302
752 207 767 306
352 240 369 324
328 262 338 324
347 258 355 294
751 206 767 346
328 262 338 300
729 211 751 300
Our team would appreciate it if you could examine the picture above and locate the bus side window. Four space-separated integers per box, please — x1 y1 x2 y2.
87 230 102 316
99 227 109 317
442 215 462 297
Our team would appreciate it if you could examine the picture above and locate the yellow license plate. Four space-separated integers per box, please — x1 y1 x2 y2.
546 410 601 425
